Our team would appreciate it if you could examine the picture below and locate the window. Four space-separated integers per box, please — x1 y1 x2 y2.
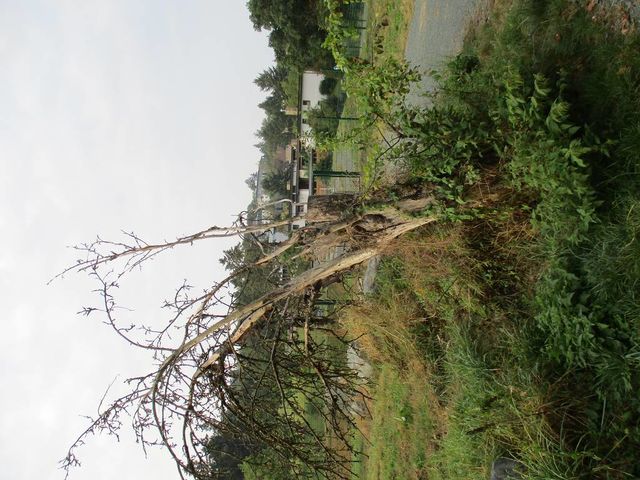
302 100 310 106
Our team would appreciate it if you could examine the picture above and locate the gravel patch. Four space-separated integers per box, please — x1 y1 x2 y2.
404 0 487 107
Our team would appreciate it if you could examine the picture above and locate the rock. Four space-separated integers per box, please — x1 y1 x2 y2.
490 457 523 480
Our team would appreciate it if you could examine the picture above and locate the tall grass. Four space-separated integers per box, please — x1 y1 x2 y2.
475 2 640 474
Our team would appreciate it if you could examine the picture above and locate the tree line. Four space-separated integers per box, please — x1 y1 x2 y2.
247 0 344 203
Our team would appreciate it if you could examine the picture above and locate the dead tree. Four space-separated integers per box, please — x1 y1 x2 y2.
58 195 437 479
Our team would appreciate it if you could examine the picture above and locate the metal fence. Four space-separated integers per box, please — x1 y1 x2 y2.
339 2 369 60
341 3 366 29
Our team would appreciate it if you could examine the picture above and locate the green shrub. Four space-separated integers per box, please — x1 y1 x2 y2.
319 76 339 95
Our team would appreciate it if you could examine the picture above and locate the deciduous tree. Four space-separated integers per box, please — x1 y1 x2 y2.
59 193 437 479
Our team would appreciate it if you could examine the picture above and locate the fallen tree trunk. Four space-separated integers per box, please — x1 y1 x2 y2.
61 195 438 480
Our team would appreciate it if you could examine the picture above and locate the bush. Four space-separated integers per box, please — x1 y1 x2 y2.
319 77 338 95
308 94 346 141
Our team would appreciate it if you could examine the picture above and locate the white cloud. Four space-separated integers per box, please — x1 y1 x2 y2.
0 1 274 479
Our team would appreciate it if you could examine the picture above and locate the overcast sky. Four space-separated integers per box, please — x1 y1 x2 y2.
0 2 273 479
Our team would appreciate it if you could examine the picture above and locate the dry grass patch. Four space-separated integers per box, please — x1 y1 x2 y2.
369 0 414 62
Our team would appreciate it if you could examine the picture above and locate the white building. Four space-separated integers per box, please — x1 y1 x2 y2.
288 70 337 229
300 71 327 146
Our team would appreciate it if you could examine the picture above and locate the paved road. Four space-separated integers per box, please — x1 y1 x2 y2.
404 0 484 106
